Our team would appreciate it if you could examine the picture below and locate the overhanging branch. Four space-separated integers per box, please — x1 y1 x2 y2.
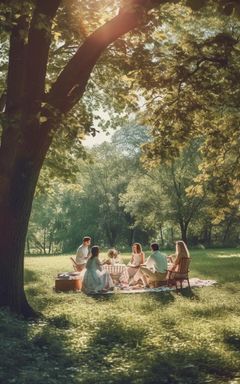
47 0 169 113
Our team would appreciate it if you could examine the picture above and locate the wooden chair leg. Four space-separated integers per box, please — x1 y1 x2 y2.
175 280 179 292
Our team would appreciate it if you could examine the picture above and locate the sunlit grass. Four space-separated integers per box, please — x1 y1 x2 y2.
0 249 239 383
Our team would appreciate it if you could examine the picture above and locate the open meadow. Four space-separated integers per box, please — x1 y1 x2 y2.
0 249 240 384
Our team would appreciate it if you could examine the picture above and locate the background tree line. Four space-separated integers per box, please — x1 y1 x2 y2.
27 124 240 254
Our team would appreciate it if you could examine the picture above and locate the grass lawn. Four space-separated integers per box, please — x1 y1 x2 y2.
0 249 240 384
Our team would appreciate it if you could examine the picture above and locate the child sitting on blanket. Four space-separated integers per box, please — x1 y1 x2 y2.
102 248 121 266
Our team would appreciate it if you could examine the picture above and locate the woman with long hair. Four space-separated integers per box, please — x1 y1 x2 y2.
168 240 190 275
127 243 145 285
82 245 114 294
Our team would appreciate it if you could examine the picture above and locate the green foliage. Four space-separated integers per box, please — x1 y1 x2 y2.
29 125 154 253
2 0 239 220
111 123 150 157
29 123 240 251
121 140 207 243
128 4 240 220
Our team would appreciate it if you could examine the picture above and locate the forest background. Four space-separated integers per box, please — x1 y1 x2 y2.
26 120 239 255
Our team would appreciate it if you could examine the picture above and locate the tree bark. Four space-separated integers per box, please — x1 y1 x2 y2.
159 224 164 246
26 237 31 255
202 221 212 246
179 220 188 244
222 217 233 245
0 140 48 315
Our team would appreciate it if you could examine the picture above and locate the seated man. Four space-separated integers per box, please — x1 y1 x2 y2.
132 242 168 287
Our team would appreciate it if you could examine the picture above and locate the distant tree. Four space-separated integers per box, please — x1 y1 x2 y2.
121 142 205 244
111 123 150 157
28 126 152 253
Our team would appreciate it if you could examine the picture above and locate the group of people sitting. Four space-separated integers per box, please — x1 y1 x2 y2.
74 236 190 294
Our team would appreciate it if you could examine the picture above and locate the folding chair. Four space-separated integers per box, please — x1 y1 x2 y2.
70 257 84 272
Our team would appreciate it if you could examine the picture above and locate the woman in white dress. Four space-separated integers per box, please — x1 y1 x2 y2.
127 243 145 284
82 245 114 294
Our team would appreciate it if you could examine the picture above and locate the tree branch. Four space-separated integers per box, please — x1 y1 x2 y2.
47 13 143 112
24 0 61 116
47 0 167 113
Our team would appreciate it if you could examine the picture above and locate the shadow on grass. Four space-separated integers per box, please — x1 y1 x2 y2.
223 329 240 352
147 288 200 307
24 269 40 284
147 291 175 305
176 287 200 300
65 316 238 384
0 308 238 384
86 292 118 302
48 313 73 329
0 310 79 384
123 347 238 384
89 317 147 349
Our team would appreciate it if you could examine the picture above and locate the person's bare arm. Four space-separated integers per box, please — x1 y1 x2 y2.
167 253 176 263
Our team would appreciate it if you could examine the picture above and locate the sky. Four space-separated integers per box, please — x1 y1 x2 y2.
81 108 117 147
81 128 114 148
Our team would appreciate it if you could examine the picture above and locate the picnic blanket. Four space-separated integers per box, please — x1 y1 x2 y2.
102 278 217 294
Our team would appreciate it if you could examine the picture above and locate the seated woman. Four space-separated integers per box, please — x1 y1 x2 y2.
102 248 121 266
82 245 114 294
127 243 145 285
167 240 190 279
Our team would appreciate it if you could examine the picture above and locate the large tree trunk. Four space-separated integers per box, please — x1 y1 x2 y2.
0 137 49 316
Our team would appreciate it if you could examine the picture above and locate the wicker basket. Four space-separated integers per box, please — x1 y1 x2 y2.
55 278 82 292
